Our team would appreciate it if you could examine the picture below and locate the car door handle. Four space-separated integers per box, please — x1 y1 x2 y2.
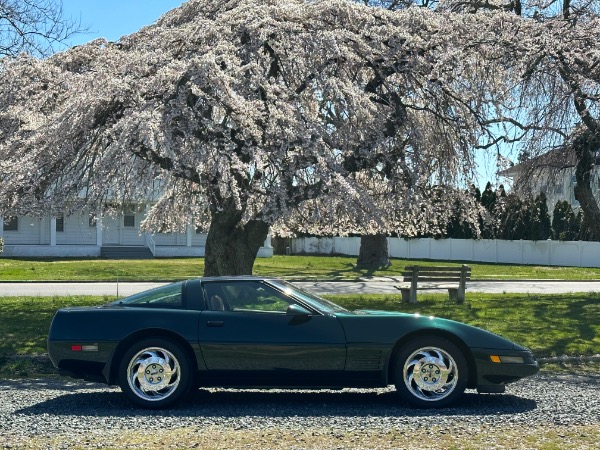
206 321 224 327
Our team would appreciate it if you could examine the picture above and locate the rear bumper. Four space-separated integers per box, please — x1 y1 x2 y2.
48 340 115 384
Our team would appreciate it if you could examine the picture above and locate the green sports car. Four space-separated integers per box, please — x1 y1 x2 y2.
47 276 538 409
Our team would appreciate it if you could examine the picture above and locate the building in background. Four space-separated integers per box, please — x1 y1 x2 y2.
0 208 272 258
499 148 600 211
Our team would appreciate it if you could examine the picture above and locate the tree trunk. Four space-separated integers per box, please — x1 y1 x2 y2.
356 234 390 269
573 132 600 241
204 202 270 276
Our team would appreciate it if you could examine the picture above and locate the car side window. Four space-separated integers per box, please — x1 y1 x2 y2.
114 282 183 308
203 281 293 313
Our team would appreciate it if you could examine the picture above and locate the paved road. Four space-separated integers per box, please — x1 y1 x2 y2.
1 279 600 296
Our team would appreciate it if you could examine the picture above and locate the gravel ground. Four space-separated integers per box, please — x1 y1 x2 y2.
1 371 599 449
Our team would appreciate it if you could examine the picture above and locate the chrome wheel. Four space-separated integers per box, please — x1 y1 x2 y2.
403 346 458 402
127 346 180 402
119 338 192 408
395 337 467 408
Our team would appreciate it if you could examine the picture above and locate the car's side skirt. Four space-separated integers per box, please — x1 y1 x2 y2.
195 370 387 389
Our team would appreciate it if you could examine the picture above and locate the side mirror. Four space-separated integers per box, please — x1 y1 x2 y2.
286 304 311 316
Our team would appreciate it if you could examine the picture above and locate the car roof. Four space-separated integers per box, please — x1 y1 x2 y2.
197 275 278 282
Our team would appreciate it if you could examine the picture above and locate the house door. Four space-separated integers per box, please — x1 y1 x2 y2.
102 215 120 245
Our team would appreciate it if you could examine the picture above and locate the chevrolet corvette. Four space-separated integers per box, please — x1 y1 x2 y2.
47 276 538 409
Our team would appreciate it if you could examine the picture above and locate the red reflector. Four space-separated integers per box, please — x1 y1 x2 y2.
71 345 82 351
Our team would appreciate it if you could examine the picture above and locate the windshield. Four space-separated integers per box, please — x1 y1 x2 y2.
111 282 184 308
267 280 347 314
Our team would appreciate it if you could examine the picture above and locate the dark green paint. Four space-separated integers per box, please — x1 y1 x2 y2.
47 277 538 392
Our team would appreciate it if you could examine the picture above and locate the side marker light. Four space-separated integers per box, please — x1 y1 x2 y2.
71 344 98 352
490 355 525 364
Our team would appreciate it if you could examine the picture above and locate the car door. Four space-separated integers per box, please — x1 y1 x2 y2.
198 280 347 384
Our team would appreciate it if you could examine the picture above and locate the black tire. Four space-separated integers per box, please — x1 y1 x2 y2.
118 337 193 409
394 336 468 408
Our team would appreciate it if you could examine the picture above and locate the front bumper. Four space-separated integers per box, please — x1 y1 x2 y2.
472 348 539 390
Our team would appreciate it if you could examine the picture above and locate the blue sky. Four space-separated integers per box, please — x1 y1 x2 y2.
61 0 186 47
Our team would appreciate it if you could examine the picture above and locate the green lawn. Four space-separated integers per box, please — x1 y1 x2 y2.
1 255 600 281
1 292 598 378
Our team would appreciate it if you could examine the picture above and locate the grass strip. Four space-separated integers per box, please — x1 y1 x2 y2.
9 424 600 450
2 255 600 281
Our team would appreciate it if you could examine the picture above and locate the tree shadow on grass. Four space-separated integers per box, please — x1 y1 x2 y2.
531 296 599 356
260 262 365 280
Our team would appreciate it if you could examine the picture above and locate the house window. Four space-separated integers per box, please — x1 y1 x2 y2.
3 216 18 231
89 214 97 227
56 216 64 232
124 213 135 227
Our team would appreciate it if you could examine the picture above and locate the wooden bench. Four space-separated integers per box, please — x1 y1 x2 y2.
395 265 471 304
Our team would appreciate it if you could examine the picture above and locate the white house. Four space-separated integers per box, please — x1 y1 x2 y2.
0 209 272 258
499 148 600 211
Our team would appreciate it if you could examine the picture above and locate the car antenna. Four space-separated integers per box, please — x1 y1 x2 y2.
116 258 120 298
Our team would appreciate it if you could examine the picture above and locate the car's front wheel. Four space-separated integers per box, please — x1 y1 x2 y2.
394 336 467 408
118 337 192 409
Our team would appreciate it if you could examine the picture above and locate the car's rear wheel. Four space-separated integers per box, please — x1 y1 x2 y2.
118 337 192 409
394 336 467 408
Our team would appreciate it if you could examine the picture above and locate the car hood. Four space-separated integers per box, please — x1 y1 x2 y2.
336 309 523 351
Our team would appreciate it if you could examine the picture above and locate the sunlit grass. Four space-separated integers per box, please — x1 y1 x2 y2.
0 258 204 281
1 255 600 281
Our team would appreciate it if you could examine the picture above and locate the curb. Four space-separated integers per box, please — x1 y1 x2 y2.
3 278 600 284
538 355 600 364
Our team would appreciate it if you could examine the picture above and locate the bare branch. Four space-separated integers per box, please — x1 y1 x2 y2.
0 0 85 57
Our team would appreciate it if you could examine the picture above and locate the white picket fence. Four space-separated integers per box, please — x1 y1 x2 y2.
290 237 600 268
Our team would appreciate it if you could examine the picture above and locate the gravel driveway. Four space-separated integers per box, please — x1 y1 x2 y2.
1 372 599 448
